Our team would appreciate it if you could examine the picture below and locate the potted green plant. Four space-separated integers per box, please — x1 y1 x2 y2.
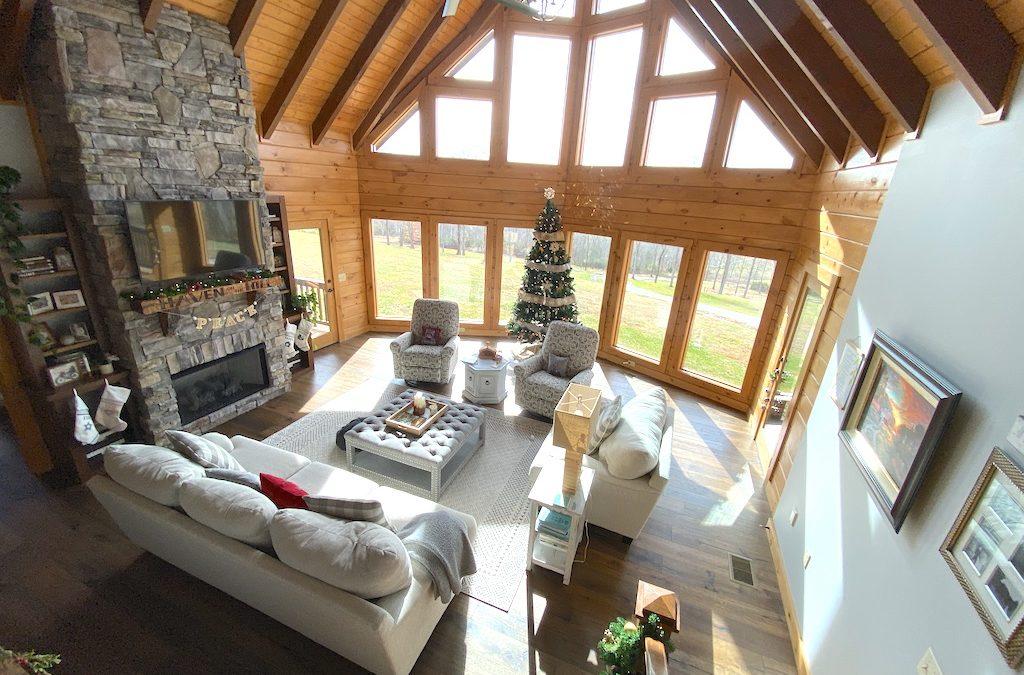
596 614 674 674
0 644 60 674
291 289 320 318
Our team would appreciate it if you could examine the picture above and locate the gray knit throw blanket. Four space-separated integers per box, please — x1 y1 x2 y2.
399 511 477 603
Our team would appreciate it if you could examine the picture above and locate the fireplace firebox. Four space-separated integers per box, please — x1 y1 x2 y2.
171 345 270 426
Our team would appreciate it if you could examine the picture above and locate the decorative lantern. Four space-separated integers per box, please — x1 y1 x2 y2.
552 383 602 494
634 580 681 634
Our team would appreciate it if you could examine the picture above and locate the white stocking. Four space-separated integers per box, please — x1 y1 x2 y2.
284 322 298 358
295 317 312 352
73 390 100 445
95 380 130 432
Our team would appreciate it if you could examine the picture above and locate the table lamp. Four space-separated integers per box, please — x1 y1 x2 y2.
552 383 602 494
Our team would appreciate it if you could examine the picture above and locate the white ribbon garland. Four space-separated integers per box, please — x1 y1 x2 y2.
158 298 262 330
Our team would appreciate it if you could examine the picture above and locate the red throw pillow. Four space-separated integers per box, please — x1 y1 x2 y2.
259 473 309 509
420 325 443 346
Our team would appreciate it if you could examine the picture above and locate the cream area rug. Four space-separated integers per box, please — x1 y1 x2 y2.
263 381 551 611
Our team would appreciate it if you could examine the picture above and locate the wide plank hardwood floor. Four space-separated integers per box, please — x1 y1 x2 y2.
0 333 796 674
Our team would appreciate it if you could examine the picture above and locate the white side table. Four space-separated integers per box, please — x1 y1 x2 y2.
527 460 595 585
462 356 510 404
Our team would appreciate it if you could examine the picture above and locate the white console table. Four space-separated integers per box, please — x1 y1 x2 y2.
461 356 510 405
527 461 595 585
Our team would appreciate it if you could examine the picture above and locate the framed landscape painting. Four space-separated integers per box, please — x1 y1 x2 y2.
942 448 1024 667
839 331 961 532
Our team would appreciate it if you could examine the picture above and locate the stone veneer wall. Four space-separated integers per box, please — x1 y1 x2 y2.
25 0 289 442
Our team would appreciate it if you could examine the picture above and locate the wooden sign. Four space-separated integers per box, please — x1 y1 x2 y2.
136 276 283 315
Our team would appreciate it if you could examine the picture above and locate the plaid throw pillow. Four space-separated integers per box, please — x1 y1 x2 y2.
303 495 396 532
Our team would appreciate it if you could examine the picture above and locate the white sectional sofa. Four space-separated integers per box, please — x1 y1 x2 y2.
88 434 476 675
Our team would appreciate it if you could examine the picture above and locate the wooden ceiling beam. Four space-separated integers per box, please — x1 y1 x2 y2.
898 0 1017 115
353 3 447 150
802 0 928 132
699 0 849 160
140 0 163 33
311 0 416 146
367 2 498 148
260 0 348 139
228 0 268 57
0 0 37 100
747 0 886 156
674 0 824 164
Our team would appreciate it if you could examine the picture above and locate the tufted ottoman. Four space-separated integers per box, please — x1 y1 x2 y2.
343 389 487 501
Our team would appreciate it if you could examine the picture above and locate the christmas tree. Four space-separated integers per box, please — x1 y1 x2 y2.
508 187 578 342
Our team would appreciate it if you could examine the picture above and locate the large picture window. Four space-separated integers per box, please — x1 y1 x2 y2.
570 232 611 330
644 94 717 168
370 218 423 319
438 223 488 322
500 226 534 325
616 240 685 362
436 97 492 161
579 27 643 167
507 34 572 165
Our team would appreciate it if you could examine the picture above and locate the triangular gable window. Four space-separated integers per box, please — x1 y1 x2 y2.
447 32 495 82
659 18 715 76
725 101 794 170
373 107 420 156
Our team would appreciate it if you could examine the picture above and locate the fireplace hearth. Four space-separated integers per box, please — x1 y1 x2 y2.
171 345 270 426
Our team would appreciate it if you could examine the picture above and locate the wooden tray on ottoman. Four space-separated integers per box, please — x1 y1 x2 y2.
384 399 449 436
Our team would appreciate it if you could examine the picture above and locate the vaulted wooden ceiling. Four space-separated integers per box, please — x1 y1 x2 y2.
154 0 1021 159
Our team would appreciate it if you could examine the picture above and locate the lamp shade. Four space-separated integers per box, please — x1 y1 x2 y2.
553 383 602 494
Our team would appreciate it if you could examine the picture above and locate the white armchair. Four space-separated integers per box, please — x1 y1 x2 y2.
513 320 599 418
390 299 460 384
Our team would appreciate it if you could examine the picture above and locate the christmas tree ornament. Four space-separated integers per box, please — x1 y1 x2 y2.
73 390 100 445
95 379 130 432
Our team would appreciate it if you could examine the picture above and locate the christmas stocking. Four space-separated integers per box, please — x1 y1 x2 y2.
73 390 100 445
295 317 312 352
284 322 298 358
95 380 130 432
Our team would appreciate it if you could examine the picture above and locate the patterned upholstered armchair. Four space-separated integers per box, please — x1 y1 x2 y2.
390 299 461 384
513 320 599 418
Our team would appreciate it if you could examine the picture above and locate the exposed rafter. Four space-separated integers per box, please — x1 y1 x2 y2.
802 0 929 132
898 0 1017 115
260 0 349 139
353 3 447 150
228 0 268 57
312 0 416 146
366 2 498 148
0 0 37 100
701 0 849 160
674 0 824 164
747 0 885 157
139 0 163 33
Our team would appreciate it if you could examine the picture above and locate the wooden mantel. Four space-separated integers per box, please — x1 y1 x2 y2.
132 276 284 335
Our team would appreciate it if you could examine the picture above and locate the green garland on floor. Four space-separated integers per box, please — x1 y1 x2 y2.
597 614 674 674
119 267 276 305
0 645 61 674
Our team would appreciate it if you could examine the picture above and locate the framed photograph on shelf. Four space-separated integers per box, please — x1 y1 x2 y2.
47 361 81 387
831 339 864 409
28 323 57 351
26 292 54 316
56 351 91 379
839 331 961 532
52 289 86 309
942 448 1024 667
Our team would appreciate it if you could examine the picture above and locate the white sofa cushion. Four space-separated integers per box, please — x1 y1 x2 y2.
600 388 667 479
202 432 234 452
167 430 245 471
179 477 277 548
104 444 205 507
287 461 379 499
229 435 311 477
270 510 412 599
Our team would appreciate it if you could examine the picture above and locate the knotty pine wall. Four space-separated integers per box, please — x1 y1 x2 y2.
259 121 368 339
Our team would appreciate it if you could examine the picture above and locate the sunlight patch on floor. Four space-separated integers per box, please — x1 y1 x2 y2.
702 463 755 526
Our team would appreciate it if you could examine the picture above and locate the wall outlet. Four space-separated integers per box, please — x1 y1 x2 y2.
803 552 811 569
917 648 943 675
789 509 799 526
337 272 347 283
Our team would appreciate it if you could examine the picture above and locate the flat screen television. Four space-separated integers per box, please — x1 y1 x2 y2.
125 199 265 281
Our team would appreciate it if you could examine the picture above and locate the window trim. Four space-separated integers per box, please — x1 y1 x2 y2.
638 84 724 171
650 13 727 83
714 76 803 175
370 103 421 156
432 92 496 162
364 212 430 324
442 30 498 83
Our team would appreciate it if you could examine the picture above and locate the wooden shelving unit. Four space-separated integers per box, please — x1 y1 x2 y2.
0 198 140 480
267 194 314 374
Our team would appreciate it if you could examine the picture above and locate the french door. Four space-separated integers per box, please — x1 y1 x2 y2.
287 222 339 349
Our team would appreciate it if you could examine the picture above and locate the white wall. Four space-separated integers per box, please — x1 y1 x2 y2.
0 102 46 197
775 76 1024 674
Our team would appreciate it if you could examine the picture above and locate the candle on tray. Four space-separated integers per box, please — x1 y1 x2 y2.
413 392 426 416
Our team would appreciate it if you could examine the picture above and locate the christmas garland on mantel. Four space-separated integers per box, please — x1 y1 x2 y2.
119 267 276 305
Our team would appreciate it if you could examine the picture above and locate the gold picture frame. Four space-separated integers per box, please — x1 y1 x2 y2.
942 448 1024 667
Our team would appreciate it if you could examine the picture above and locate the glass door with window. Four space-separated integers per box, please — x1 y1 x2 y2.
370 218 423 320
287 223 338 349
615 240 686 363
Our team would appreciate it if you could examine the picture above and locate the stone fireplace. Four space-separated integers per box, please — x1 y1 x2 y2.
172 344 269 426
24 0 290 442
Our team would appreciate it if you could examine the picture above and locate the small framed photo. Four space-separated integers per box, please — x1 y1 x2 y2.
26 292 54 316
52 289 86 309
51 246 75 272
831 339 864 410
943 448 1024 667
57 351 91 378
47 361 82 387
839 331 961 532
68 322 91 341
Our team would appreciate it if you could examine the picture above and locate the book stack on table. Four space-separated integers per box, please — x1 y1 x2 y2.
537 507 572 549
16 256 55 278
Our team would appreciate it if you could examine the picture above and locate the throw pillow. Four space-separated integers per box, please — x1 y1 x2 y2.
166 429 244 472
546 354 569 378
104 444 205 507
420 325 443 346
205 468 261 492
303 495 396 532
588 395 623 455
260 473 309 509
600 388 667 479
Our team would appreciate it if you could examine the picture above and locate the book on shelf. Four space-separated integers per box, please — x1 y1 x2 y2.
537 507 571 538
537 531 569 550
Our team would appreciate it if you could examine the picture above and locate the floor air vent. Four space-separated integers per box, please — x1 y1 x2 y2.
730 554 755 587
